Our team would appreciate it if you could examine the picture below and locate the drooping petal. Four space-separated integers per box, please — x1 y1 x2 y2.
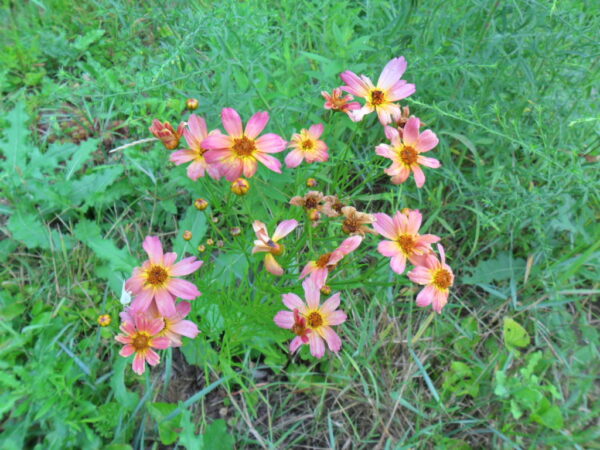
254 152 282 173
403 117 420 146
308 123 324 139
320 292 341 313
418 156 441 168
143 236 163 265
388 166 411 185
274 310 295 329
146 317 166 336
412 165 426 188
340 70 370 97
264 253 284 276
175 300 192 318
337 235 363 255
303 278 321 310
289 336 304 353
252 220 270 242
242 158 258 178
166 278 201 300
119 344 135 357
376 107 392 126
220 158 244 181
416 285 436 308
132 353 146 375
377 56 407 90
372 213 397 239
170 257 203 276
221 108 243 138
348 105 374 122
244 111 269 139
187 160 206 181
384 125 400 143
432 289 449 314
321 326 342 353
154 288 176 317
169 320 199 338
284 149 305 168
327 310 347 326
282 293 306 312
255 133 287 153
390 255 407 274
308 333 326 358
311 268 329 289
416 130 439 152
272 219 299 241
299 261 316 280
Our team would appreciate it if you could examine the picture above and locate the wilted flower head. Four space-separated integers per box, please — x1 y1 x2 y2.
203 108 287 181
169 115 221 181
125 236 203 317
149 119 185 150
274 279 347 358
252 219 299 276
341 206 376 236
300 235 363 288
115 313 170 375
290 191 324 220
408 244 454 314
322 195 346 218
376 117 440 188
231 177 250 195
340 57 415 125
285 124 329 168
321 88 361 113
373 209 440 274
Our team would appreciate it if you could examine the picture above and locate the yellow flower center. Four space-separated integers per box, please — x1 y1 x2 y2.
400 145 418 166
370 89 385 106
146 265 168 287
195 146 208 158
433 269 452 290
132 332 151 351
396 234 416 256
301 139 315 151
306 311 323 328
232 136 256 157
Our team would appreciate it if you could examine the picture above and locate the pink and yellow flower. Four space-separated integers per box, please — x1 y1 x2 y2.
169 115 222 180
115 313 170 375
125 236 203 317
300 235 362 288
252 219 299 276
373 209 440 274
376 117 440 187
321 88 361 113
285 124 329 168
340 57 415 125
274 279 347 358
149 119 185 150
408 244 454 314
203 108 287 181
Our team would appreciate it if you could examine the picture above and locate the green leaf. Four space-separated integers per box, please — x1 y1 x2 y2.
463 252 526 285
202 419 234 450
147 402 180 445
110 357 139 411
503 317 530 353
73 29 105 51
172 206 208 256
532 403 564 431
178 409 204 448
64 138 98 180
7 211 50 249
0 101 29 175
442 361 479 398
212 251 248 286
69 165 124 205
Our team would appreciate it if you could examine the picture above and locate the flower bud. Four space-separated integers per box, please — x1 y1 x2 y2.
149 119 185 150
97 314 111 327
230 227 241 236
206 238 215 246
231 178 250 196
320 285 331 296
217 240 224 248
183 230 193 241
211 216 220 224
306 178 317 187
186 98 199 110
194 198 209 211
197 244 206 253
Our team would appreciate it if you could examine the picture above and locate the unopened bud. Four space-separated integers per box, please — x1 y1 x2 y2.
211 216 220 224
320 285 332 296
217 240 224 248
194 198 209 211
97 314 111 327
206 238 215 246
186 98 199 110
183 230 193 241
197 244 206 253
231 178 250 196
306 178 317 187
230 227 241 236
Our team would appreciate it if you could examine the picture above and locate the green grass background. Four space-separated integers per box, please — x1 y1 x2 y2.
1 0 598 448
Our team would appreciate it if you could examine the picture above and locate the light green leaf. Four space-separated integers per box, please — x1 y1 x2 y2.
0 101 29 174
64 138 98 180
173 206 207 256
7 211 50 249
503 317 530 353
147 402 180 445
110 357 139 411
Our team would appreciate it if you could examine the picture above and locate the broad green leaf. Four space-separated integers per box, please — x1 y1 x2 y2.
172 206 208 256
532 403 564 431
64 138 98 180
7 211 50 249
463 252 526 285
147 402 180 445
110 357 139 411
203 419 234 450
0 101 29 175
69 165 124 205
503 317 530 353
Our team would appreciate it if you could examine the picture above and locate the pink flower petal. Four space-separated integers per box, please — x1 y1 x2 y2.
309 333 326 358
320 292 341 313
327 310 347 326
252 220 269 242
131 288 154 312
272 219 298 241
282 293 306 312
202 134 233 150
254 152 282 173
432 289 449 314
154 288 177 316
321 326 342 353
416 285 436 308
170 257 203 276
242 158 258 178
175 301 191 318
412 165 426 188
255 133 287 153
274 310 294 329
303 278 320 310
119 344 135 357
390 255 407 274
416 130 439 152
166 278 201 300
408 266 433 285
437 244 447 265
146 317 165 335
221 108 243 138
145 348 161 366
418 234 441 245
308 123 324 139
348 105 373 122
387 80 416 102
264 253 284 276
337 235 362 255
163 252 177 267
143 236 163 265
375 144 396 160
418 156 441 168
299 261 316 280
220 158 244 181
289 336 304 353
378 240 401 258
376 107 392 126
377 56 407 90
187 160 206 180
115 334 132 344
151 336 172 349
340 70 370 97
389 166 411 184
406 210 423 235
170 149 197 165
169 319 199 338
244 111 269 139
372 213 397 239
132 353 146 375
310 268 329 289
403 117 420 146
284 149 305 168
125 269 145 294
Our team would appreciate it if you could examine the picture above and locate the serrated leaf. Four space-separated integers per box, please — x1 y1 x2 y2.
74 29 105 51
64 138 98 180
69 165 124 205
503 317 530 353
7 211 50 249
0 101 29 174
463 252 525 285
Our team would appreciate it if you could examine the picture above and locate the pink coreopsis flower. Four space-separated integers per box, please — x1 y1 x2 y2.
125 236 203 317
373 209 440 274
169 115 222 180
300 235 362 288
202 108 287 181
321 88 361 113
252 219 299 276
340 57 415 125
376 118 440 187
285 124 329 168
274 279 347 358
115 314 170 375
120 302 200 348
408 244 454 314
